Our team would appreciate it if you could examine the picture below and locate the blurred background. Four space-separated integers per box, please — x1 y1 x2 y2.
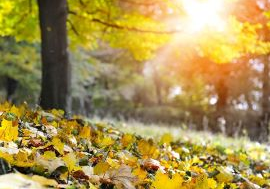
1 0 270 141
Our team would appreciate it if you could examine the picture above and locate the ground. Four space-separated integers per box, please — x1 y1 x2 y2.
0 104 269 189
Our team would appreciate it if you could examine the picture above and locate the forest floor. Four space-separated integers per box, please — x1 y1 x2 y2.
0 104 269 189
94 117 268 150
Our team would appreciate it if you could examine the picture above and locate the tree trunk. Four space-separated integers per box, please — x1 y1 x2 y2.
260 55 270 140
154 78 162 105
37 0 71 111
214 72 228 133
262 56 270 114
245 93 253 111
216 78 228 112
153 68 162 105
6 77 18 103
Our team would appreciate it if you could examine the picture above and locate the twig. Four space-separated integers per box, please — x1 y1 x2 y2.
67 19 80 36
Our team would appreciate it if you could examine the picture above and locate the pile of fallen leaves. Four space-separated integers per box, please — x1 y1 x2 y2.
0 103 269 189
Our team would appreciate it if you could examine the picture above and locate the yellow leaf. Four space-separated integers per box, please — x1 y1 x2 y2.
10 106 21 118
132 168 147 180
216 166 234 183
31 175 58 187
191 174 218 189
0 102 10 112
15 150 35 167
207 178 217 189
160 133 173 144
138 139 158 158
17 150 28 162
63 152 77 171
51 109 64 117
99 137 114 148
51 121 58 128
60 171 68 181
94 162 110 175
0 151 14 164
249 175 268 186
79 126 91 139
194 173 209 189
22 129 32 137
51 137 64 155
152 171 183 189
42 151 56 160
216 183 225 189
106 158 120 169
117 151 138 166
171 173 184 187
0 119 18 142
121 134 134 148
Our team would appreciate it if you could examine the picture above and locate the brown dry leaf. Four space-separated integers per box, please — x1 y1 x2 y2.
142 158 163 171
105 165 137 189
36 153 65 173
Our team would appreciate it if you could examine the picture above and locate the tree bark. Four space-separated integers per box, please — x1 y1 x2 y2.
216 78 228 112
262 56 270 114
260 55 270 140
153 67 162 105
6 77 18 103
37 0 71 111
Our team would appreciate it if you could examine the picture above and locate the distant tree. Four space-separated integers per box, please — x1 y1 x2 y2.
0 0 171 111
233 0 270 139
0 37 40 103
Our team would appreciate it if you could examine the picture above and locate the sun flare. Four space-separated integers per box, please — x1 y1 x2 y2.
182 0 226 32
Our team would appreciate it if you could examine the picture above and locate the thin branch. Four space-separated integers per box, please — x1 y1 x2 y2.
91 18 181 34
68 9 109 16
119 0 163 6
67 19 80 36
68 10 77 15
28 0 32 13
68 9 182 34
79 0 86 6
14 13 29 28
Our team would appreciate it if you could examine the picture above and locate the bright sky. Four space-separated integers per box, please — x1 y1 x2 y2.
182 0 226 33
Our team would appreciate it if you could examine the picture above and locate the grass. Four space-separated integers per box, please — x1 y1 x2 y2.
91 117 270 162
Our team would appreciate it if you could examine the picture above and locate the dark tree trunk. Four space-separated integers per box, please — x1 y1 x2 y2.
262 56 270 114
213 68 229 133
244 92 253 111
260 55 270 140
153 68 162 105
6 77 18 102
216 78 228 112
37 0 71 111
154 78 162 105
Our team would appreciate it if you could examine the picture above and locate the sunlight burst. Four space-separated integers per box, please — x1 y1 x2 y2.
183 0 226 32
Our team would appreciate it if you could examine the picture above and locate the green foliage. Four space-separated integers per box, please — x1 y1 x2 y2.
0 0 39 42
0 0 170 60
68 0 171 60
0 37 41 102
